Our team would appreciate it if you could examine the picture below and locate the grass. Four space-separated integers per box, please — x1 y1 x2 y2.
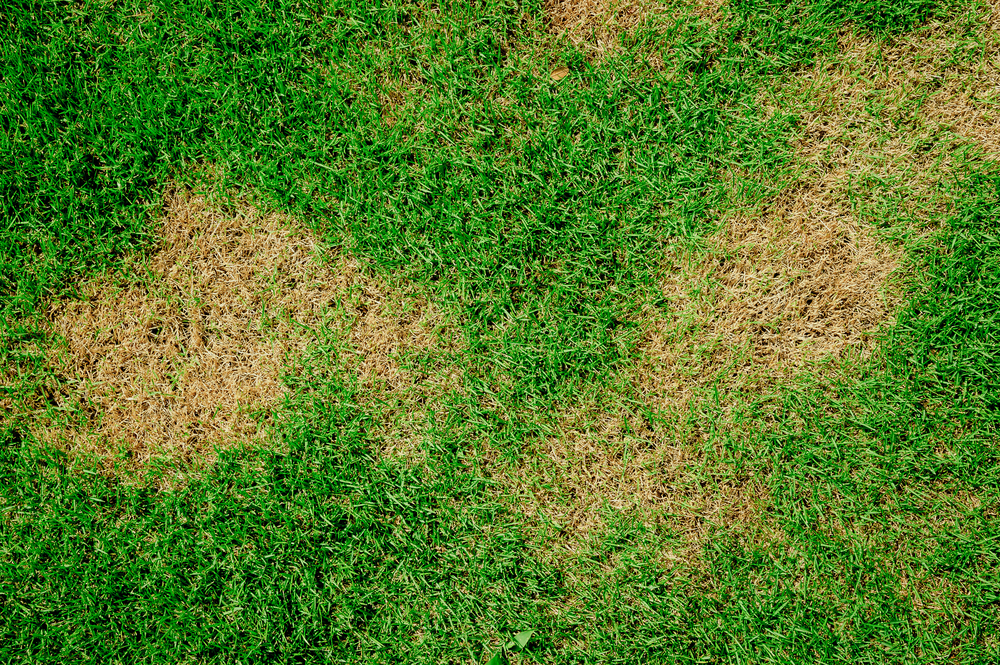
2 0 1000 662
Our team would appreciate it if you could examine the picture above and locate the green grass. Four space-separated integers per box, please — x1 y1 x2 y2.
3 0 1000 662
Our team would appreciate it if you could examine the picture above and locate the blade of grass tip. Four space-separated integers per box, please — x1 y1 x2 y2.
507 629 534 650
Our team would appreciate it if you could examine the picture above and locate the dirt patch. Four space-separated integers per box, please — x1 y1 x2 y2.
37 187 459 478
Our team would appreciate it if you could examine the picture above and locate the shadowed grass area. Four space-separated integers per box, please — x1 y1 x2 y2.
3 0 1000 662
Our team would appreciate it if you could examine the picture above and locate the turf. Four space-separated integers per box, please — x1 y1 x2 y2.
2 0 1000 662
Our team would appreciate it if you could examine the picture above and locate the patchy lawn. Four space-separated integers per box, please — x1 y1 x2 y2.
2 0 999 662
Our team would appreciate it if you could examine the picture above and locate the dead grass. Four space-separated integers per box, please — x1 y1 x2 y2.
896 1 1000 159
503 411 771 542
500 151 905 560
487 164 903 568
544 0 653 54
645 175 902 402
328 259 464 463
543 0 721 60
640 7 1000 408
36 187 461 479
472 340 781 564
490 9 1000 558
789 12 1000 209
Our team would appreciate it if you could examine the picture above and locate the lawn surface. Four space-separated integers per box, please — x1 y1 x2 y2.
2 0 1000 662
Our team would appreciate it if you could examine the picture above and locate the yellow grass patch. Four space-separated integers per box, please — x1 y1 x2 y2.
485 184 901 563
895 2 1000 159
645 176 901 402
490 10 1000 555
786 14 1000 209
543 0 720 60
496 400 774 553
329 260 464 463
642 8 1000 405
35 187 460 479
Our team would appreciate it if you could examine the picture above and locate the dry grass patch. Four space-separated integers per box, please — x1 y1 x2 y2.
787 13 1000 212
545 0 655 52
36 187 460 478
485 389 778 566
328 259 464 463
485 9 1000 558
543 0 720 60
375 68 429 129
901 1 1000 158
488 148 903 566
644 174 902 406
641 7 1000 410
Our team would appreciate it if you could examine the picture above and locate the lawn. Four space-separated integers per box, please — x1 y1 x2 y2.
2 0 1000 662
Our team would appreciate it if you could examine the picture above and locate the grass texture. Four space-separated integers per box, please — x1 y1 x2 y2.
2 0 999 662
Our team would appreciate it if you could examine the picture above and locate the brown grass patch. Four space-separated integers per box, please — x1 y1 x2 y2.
792 15 1000 195
329 261 464 463
480 366 783 567
641 9 1000 407
543 0 720 60
488 163 902 567
644 175 901 406
501 408 772 544
36 187 460 479
876 21 1000 161
545 0 653 46
489 10 1000 557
